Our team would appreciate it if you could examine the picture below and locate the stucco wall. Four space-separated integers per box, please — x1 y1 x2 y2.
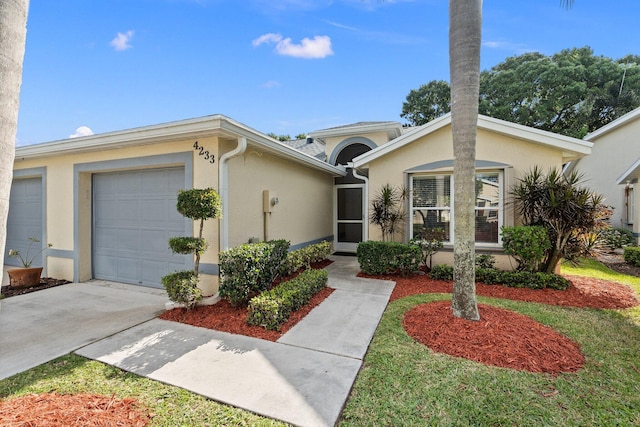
226 148 334 250
364 126 566 245
12 136 220 293
324 131 389 164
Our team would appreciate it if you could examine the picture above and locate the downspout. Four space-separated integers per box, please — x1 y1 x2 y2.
219 136 247 252
349 162 369 242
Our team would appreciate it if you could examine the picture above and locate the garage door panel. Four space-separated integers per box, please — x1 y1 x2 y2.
93 168 188 287
5 178 43 267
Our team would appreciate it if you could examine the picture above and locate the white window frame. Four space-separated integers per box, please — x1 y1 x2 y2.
410 170 504 247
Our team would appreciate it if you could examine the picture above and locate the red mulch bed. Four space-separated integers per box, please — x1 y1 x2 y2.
404 301 586 375
362 266 639 375
371 272 639 309
160 259 334 342
0 393 151 426
159 287 334 341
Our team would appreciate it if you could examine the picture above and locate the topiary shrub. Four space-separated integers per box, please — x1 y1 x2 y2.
219 240 290 306
356 241 421 275
624 246 640 267
161 188 222 309
161 270 202 310
247 269 328 330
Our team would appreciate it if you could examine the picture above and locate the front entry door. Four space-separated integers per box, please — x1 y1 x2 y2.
334 184 365 252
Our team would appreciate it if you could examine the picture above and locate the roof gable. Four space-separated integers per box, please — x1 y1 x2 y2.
352 113 592 167
15 115 345 176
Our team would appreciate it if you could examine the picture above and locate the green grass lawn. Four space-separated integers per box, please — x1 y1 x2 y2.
340 259 640 426
0 354 287 426
2 258 639 426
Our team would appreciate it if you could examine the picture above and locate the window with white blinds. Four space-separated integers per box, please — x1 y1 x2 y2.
411 171 502 244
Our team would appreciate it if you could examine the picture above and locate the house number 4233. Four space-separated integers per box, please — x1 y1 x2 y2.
193 141 215 164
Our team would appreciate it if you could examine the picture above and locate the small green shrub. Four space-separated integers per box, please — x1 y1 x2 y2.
624 246 640 267
501 225 550 272
475 254 496 269
219 240 290 306
600 227 634 249
279 241 332 276
475 267 503 284
356 241 421 275
409 227 446 268
429 264 453 281
161 270 202 309
247 269 328 330
168 236 208 255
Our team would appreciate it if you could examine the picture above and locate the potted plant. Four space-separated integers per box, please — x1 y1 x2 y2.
7 237 52 289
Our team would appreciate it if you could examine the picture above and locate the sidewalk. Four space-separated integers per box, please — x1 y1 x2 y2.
77 256 395 427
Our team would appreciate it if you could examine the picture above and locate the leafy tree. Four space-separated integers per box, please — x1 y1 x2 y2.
267 132 291 142
510 167 604 274
401 80 451 126
449 0 482 321
402 48 640 138
0 1 29 278
295 133 308 140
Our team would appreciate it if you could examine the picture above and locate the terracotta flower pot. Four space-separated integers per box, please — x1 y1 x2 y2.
7 267 43 289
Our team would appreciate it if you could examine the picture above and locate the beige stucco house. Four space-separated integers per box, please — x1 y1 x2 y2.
568 107 640 242
7 113 592 293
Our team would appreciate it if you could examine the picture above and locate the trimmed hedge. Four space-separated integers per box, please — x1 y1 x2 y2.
247 268 328 331
219 239 290 306
429 264 570 290
356 241 421 275
279 241 332 276
624 246 640 267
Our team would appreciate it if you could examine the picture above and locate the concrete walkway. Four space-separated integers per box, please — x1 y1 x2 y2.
0 280 168 380
77 256 395 427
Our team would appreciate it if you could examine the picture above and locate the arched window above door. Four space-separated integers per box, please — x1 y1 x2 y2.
329 137 376 166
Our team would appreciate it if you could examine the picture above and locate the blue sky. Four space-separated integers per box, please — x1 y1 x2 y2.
16 0 640 145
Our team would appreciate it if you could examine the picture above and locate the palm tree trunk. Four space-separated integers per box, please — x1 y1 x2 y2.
0 0 29 275
449 0 481 321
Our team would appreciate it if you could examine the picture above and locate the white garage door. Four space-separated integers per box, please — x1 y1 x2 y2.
93 168 189 288
5 178 43 267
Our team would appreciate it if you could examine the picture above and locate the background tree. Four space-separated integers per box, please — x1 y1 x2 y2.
0 0 29 278
401 80 451 126
449 0 482 321
402 48 639 138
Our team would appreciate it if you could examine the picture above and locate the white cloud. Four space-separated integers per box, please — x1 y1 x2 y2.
69 126 94 138
253 33 333 59
252 33 283 47
110 30 135 51
262 80 282 88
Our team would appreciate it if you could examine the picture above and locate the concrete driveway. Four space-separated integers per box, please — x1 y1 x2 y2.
0 280 167 380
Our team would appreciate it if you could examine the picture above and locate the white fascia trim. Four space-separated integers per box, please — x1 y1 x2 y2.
352 113 593 168
477 115 593 155
616 156 640 185
585 106 640 141
352 114 452 167
309 121 403 140
219 118 346 176
15 114 346 176
15 115 232 159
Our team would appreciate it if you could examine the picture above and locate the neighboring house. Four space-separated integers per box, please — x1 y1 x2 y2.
568 107 640 242
7 113 592 292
